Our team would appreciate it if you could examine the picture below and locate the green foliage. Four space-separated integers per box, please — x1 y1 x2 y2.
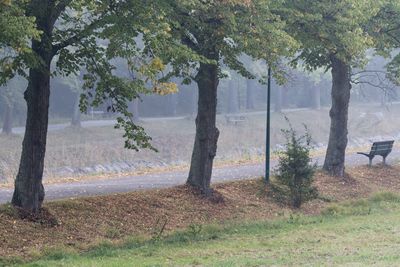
367 1 400 85
272 119 317 208
387 54 400 85
367 1 400 54
0 202 18 218
282 0 385 70
2 0 204 151
165 0 297 82
0 0 39 84
187 223 203 239
0 75 26 115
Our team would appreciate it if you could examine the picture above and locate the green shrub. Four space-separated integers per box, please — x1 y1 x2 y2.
271 120 318 208
0 203 18 218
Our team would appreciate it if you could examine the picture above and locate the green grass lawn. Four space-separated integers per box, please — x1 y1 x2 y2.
15 192 400 266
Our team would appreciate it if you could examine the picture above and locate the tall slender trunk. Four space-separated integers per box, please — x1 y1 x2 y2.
129 98 140 121
311 85 321 110
282 86 289 109
2 104 12 135
128 99 139 121
380 93 386 107
323 56 351 177
71 92 81 127
246 79 256 110
167 93 178 116
227 79 239 113
275 86 282 112
187 62 219 195
12 12 54 212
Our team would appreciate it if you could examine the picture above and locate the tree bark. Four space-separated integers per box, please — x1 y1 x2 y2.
246 79 256 110
227 79 239 113
323 56 351 177
12 11 54 212
2 104 13 135
71 92 81 127
187 62 219 195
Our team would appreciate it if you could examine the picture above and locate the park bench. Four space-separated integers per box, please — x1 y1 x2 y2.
225 114 246 125
357 140 395 166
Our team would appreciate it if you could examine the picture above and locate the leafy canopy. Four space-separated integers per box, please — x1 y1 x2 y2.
282 0 385 70
0 0 40 84
162 0 298 82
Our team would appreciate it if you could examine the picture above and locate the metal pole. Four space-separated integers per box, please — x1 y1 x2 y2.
265 67 272 183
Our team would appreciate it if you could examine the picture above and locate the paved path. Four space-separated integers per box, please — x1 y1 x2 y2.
1 151 398 204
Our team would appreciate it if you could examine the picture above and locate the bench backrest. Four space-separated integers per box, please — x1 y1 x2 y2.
370 140 395 156
225 115 246 122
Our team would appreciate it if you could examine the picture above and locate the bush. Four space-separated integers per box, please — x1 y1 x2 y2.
271 120 317 208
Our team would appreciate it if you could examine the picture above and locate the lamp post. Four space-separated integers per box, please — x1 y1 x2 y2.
265 67 272 183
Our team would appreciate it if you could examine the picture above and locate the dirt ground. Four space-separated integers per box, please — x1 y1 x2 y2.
0 164 399 260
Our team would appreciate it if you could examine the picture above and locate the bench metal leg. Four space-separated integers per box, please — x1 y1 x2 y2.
383 156 387 165
369 158 372 167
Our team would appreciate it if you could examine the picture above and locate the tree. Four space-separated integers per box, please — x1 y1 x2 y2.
274 86 283 112
0 77 26 135
169 0 297 194
246 78 256 110
128 99 140 122
227 78 239 113
372 2 400 85
8 0 191 213
0 0 39 84
59 72 85 127
283 0 384 177
272 121 317 208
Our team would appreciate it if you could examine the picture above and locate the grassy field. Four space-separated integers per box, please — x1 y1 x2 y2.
0 104 399 183
17 192 400 266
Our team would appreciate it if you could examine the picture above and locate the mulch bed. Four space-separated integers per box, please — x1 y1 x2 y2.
0 164 399 260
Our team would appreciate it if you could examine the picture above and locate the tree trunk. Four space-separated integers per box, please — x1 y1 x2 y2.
167 93 178 116
12 20 54 212
246 79 256 110
227 79 239 113
380 93 386 107
187 62 219 195
128 98 140 121
2 104 13 135
311 84 321 110
71 92 81 127
323 56 351 177
275 86 282 112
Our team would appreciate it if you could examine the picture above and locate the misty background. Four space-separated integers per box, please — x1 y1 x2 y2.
0 54 399 183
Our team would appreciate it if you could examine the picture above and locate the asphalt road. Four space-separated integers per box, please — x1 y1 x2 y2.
1 151 398 204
